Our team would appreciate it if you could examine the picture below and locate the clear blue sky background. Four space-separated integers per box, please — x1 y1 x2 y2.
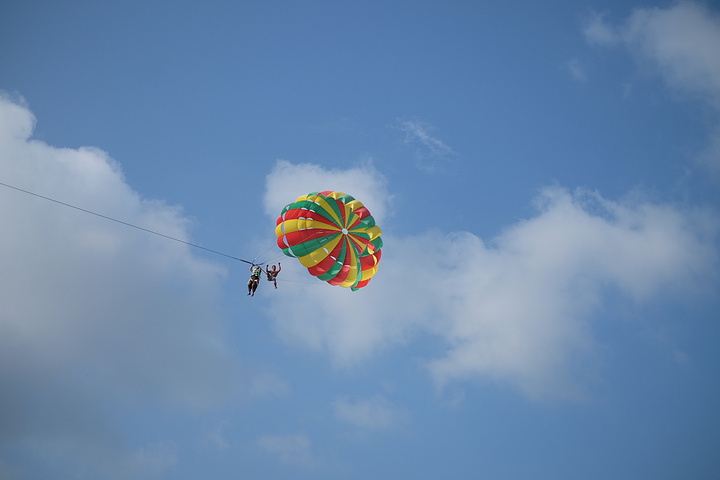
1 1 719 479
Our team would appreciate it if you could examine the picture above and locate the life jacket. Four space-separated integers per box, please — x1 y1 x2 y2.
252 267 262 278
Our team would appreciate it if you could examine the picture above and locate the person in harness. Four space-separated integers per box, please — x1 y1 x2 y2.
248 264 262 296
266 262 281 289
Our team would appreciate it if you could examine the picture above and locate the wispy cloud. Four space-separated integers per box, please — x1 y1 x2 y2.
583 2 720 174
128 443 178 477
700 127 720 176
333 395 408 429
563 58 588 81
584 3 720 104
398 118 455 173
247 371 291 398
257 433 321 468
583 12 621 46
206 424 231 450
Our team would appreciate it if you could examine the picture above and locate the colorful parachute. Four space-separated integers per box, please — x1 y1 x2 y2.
275 191 383 290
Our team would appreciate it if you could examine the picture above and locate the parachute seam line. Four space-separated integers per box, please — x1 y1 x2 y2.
0 180 254 265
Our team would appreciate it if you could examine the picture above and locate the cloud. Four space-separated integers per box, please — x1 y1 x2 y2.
563 58 588 81
626 2 720 105
257 433 320 468
424 188 718 398
264 162 718 399
699 126 720 175
263 159 391 224
0 94 241 476
4 436 179 480
583 2 720 173
128 443 178 477
247 371 291 397
398 118 455 173
585 3 720 103
333 395 408 429
206 423 231 450
583 12 621 46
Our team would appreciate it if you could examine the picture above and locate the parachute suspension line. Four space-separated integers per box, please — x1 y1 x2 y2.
252 226 333 285
255 251 286 267
0 180 256 265
249 229 284 266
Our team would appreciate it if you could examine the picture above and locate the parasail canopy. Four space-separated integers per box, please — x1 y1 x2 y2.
275 191 382 290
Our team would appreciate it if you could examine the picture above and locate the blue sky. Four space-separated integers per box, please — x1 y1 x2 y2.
1 1 719 479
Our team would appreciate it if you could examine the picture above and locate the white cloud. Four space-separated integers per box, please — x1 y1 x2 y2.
206 423 230 450
583 12 621 46
128 443 178 477
257 433 320 468
584 2 720 100
263 159 391 224
564 58 588 81
425 187 718 398
5 437 179 479
700 126 720 175
621 2 720 106
0 95 241 475
583 2 720 173
264 162 718 399
333 395 407 429
398 118 455 173
247 371 291 397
